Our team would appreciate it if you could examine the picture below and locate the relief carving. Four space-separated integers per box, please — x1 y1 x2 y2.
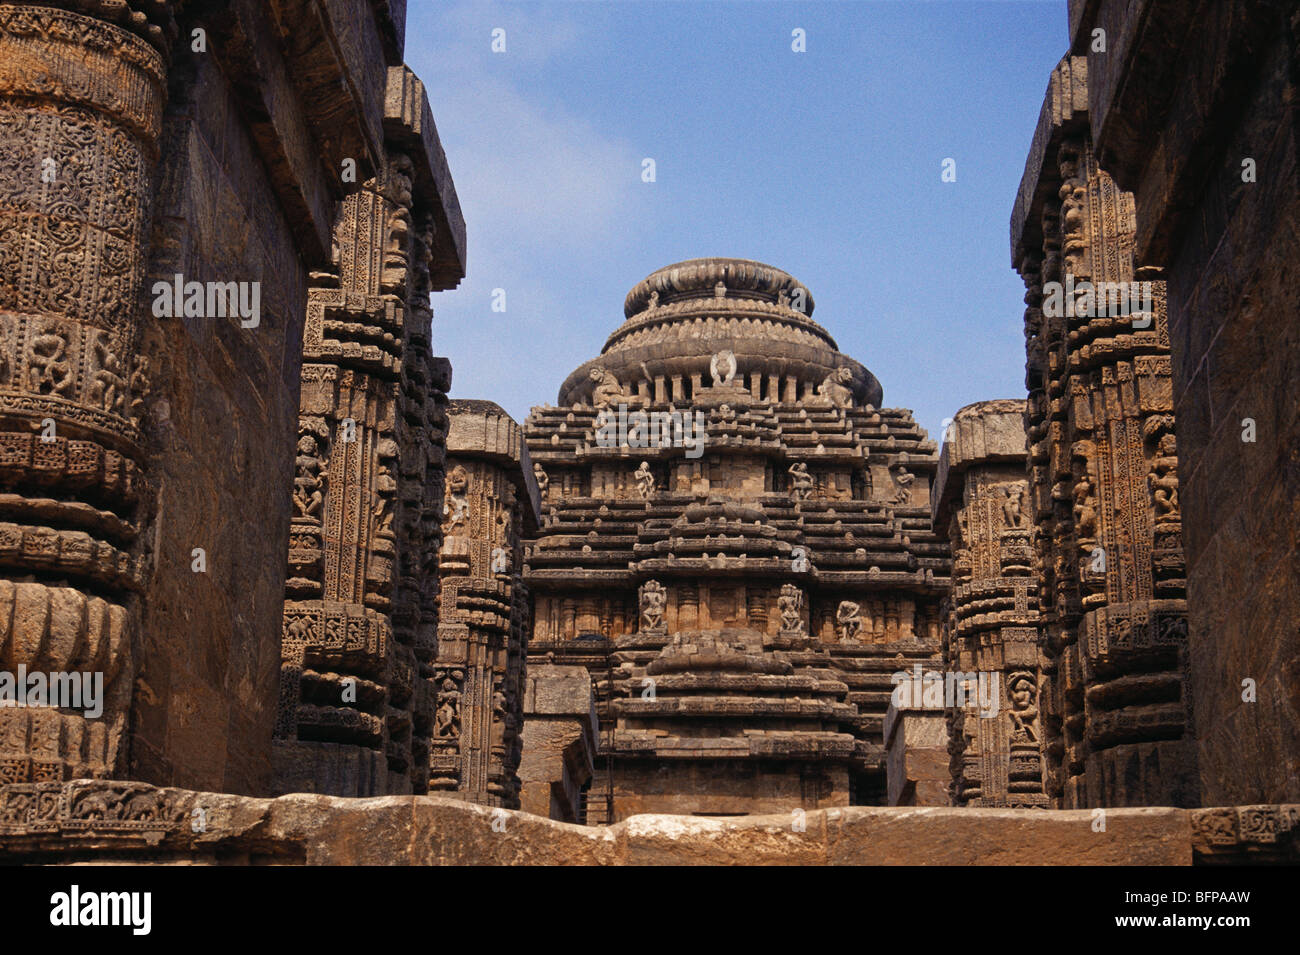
788 461 813 501
777 584 804 635
639 579 667 633
835 600 862 642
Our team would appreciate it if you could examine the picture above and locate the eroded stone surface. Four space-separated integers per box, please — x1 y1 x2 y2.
2 779 1293 865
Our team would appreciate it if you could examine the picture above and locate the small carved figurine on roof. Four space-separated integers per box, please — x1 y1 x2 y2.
815 367 854 409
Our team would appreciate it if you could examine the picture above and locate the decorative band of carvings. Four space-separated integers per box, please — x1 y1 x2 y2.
0 520 143 591
1192 805 1300 850
0 5 165 144
0 578 129 674
0 393 142 453
282 600 392 661
0 431 140 499
0 781 190 836
0 208 150 331
1082 599 1187 662
622 259 816 319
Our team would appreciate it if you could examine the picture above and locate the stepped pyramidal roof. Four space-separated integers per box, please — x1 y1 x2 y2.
522 258 951 820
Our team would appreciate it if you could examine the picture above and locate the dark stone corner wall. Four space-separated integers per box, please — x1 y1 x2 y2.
127 0 453 797
1069 0 1300 805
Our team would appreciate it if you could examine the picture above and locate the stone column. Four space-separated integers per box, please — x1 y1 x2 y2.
1012 56 1197 807
518 664 597 822
933 401 1047 807
275 154 417 796
0 3 171 783
431 401 541 808
274 65 464 796
884 700 949 806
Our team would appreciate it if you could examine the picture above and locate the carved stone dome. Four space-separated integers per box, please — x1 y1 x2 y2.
556 258 883 408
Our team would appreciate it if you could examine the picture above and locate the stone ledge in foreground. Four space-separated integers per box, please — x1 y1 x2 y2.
0 781 1295 864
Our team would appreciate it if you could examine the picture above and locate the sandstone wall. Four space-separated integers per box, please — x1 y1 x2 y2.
131 0 421 797
1071 0 1300 804
0 0 462 801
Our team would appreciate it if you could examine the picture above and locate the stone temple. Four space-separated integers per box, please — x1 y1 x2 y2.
524 258 948 820
0 0 1295 865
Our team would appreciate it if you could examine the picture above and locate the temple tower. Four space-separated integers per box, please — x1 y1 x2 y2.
524 258 950 821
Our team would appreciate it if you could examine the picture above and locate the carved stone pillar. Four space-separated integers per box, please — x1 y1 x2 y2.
275 157 412 795
273 62 464 796
0 3 172 784
934 401 1047 808
432 402 540 808
1012 56 1197 807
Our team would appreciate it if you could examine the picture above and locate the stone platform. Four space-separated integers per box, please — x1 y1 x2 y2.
0 781 1293 865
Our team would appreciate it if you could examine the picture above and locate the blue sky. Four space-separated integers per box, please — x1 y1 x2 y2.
406 0 1069 441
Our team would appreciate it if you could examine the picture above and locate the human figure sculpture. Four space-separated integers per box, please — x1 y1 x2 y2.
788 461 813 501
890 465 914 504
1073 473 1098 542
639 580 667 632
634 460 655 499
444 465 470 528
1002 486 1025 529
293 435 325 518
1007 673 1039 744
89 337 127 413
1148 434 1179 520
128 355 150 427
836 600 863 642
778 584 805 634
28 325 73 396
435 678 461 739
373 438 398 535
